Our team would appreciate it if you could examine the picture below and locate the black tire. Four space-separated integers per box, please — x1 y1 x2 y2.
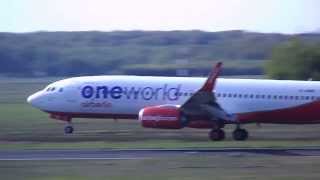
209 129 225 141
64 126 74 134
232 128 248 141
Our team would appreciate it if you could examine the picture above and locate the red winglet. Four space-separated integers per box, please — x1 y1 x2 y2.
199 62 222 92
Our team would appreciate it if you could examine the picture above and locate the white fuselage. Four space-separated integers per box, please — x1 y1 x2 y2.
27 76 320 120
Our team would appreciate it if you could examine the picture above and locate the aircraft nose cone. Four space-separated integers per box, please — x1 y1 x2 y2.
27 94 34 104
27 91 43 107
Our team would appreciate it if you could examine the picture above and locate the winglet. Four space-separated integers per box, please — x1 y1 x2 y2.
199 62 222 92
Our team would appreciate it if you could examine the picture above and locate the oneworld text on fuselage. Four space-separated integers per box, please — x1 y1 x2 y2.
81 84 182 101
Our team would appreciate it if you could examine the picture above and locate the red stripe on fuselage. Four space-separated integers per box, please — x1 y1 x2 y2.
45 111 138 120
237 100 320 124
46 100 320 125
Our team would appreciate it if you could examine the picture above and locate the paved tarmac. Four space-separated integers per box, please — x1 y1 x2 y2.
1 148 320 161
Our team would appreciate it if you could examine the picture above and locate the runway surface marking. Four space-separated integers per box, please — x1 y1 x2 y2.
0 148 320 161
0 157 147 161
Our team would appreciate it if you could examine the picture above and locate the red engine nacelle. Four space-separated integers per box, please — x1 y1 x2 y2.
138 105 183 129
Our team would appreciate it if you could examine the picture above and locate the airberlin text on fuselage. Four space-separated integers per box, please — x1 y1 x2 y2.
81 84 182 101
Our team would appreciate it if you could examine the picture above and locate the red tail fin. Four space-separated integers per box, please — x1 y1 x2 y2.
199 62 222 92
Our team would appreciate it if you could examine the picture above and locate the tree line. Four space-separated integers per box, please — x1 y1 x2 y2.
265 39 320 80
0 30 319 77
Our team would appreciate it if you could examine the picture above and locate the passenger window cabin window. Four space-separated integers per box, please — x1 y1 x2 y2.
59 88 63 92
261 95 265 99
228 94 232 98
238 94 242 98
305 96 309 100
222 93 227 97
233 94 237 98
250 94 254 98
273 95 277 99
244 94 248 98
267 95 271 99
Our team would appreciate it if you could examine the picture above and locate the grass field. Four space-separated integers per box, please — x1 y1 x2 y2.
2 155 320 180
1 77 320 179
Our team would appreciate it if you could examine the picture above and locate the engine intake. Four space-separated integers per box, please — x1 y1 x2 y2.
139 105 183 129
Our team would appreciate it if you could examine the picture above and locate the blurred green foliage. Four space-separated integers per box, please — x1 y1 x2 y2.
266 39 320 80
0 30 320 77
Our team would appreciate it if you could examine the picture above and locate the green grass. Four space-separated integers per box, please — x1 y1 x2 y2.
2 139 320 150
1 156 320 180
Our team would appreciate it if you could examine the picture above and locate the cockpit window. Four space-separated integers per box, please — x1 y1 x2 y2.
45 87 58 92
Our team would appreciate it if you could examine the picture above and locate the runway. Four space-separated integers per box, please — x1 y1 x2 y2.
1 148 320 161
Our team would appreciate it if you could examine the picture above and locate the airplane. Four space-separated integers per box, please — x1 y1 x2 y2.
27 62 320 141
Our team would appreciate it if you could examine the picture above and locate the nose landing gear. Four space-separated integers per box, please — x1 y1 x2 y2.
64 123 74 134
50 113 74 134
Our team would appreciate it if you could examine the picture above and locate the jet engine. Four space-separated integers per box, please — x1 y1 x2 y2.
138 105 183 129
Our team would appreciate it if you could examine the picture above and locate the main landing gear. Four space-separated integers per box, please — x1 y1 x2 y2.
209 129 225 141
209 122 225 141
232 127 248 141
209 124 249 141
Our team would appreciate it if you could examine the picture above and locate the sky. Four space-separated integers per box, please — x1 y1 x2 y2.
2 0 320 34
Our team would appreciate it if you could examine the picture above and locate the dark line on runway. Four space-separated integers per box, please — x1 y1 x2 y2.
0 148 319 161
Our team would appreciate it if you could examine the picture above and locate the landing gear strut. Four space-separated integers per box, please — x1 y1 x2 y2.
232 126 248 141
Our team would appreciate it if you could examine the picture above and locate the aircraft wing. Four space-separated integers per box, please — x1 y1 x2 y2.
180 62 236 122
